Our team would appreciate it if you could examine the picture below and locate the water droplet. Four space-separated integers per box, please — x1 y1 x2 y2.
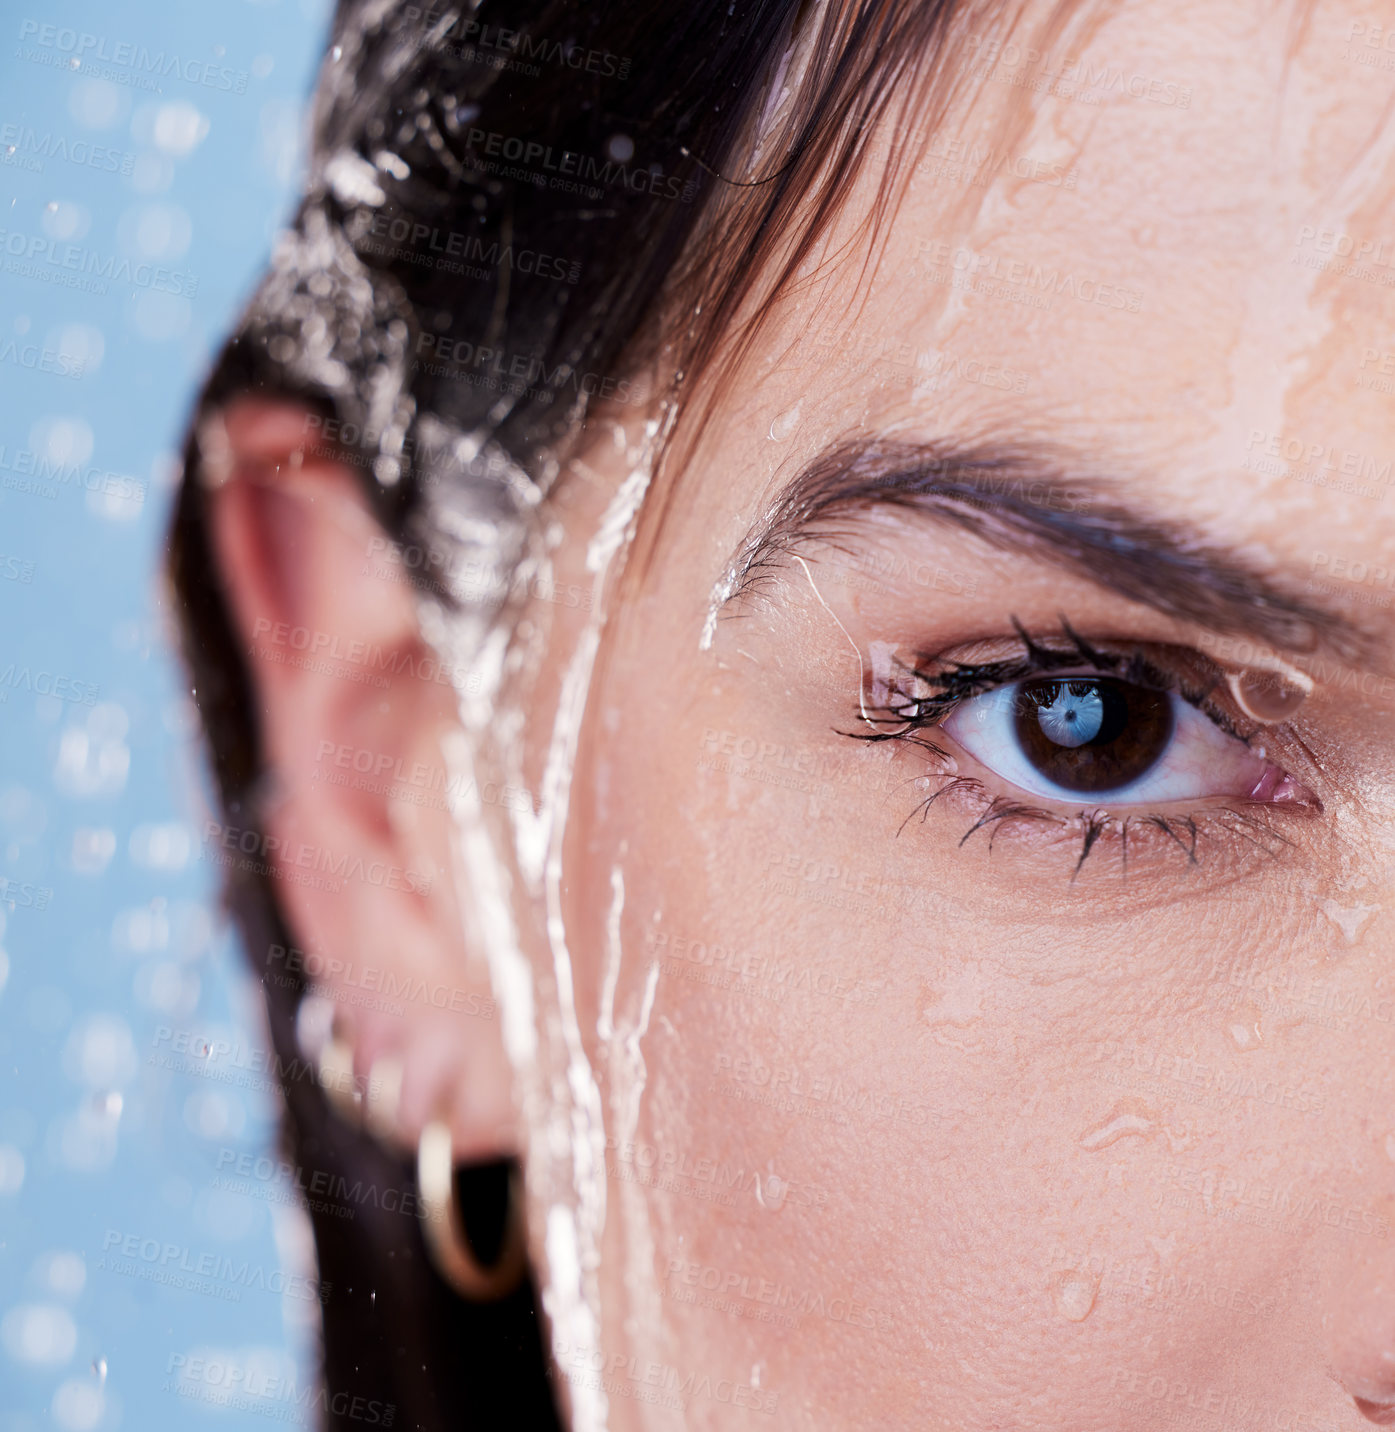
1146 1232 1176 1262
90 1090 122 1122
1319 900 1379 946
1079 1099 1157 1151
1160 1121 1197 1154
1229 665 1310 722
331 44 343 61
768 403 801 442
754 1172 787 1211
1050 1269 1099 1321
918 963 986 1050
1225 1008 1263 1051
92 1357 107 1384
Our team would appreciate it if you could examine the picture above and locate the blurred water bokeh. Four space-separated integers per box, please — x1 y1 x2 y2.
1 2 334 1427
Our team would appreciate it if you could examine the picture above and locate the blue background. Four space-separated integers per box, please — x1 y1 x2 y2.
1 2 334 1427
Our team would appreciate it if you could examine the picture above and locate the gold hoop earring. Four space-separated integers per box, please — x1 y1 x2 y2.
417 1120 527 1301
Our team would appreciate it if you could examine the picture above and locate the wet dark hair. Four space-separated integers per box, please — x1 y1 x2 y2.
165 0 1017 1425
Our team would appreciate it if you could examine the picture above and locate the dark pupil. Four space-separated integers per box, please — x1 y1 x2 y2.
1011 677 1173 793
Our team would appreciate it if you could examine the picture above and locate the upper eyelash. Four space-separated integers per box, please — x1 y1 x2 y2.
856 614 1248 744
839 616 1294 879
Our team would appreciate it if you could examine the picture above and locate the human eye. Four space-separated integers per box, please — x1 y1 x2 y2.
943 673 1305 805
848 619 1322 876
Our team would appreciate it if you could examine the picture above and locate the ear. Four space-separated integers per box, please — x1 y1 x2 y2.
205 397 515 1162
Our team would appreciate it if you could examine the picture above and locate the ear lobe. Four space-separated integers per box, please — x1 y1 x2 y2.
205 397 517 1161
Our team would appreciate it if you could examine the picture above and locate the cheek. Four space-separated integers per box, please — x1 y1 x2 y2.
564 665 1155 1405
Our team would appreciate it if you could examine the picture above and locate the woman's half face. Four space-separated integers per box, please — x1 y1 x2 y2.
461 0 1395 1426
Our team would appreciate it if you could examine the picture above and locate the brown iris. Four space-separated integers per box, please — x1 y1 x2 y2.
1011 677 1174 794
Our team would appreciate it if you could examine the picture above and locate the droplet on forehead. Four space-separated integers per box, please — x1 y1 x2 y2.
1228 664 1311 723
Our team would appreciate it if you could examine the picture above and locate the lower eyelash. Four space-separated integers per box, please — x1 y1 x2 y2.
897 763 1302 880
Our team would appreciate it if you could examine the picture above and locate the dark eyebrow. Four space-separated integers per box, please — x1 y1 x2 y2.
724 436 1381 669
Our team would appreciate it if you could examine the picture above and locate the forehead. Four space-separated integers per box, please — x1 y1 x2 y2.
673 0 1395 589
